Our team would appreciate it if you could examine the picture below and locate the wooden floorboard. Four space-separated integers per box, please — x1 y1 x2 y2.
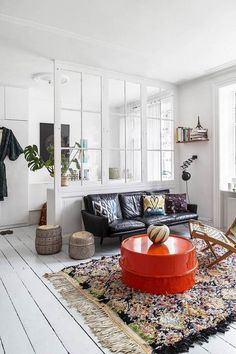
0 225 235 354
0 249 67 354
0 277 35 354
0 235 103 354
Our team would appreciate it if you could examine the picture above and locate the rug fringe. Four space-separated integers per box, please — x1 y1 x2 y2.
45 272 151 354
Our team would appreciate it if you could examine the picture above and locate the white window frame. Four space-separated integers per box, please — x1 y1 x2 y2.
53 60 175 197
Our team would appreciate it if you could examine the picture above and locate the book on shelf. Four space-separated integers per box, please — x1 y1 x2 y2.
176 127 192 142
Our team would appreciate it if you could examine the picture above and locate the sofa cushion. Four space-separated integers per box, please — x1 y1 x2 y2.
135 215 175 227
108 219 145 233
87 193 122 218
173 212 198 222
119 192 144 219
143 194 165 216
165 193 188 214
92 200 117 223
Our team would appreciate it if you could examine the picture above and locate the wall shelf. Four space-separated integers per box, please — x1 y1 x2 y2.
176 139 209 143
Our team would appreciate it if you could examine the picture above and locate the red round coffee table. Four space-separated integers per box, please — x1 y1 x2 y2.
119 234 198 294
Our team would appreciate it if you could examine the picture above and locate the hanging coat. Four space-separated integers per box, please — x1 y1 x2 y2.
0 127 23 201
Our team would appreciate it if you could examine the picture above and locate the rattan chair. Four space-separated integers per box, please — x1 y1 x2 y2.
189 219 236 267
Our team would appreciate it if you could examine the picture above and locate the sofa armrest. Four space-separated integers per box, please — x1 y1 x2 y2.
81 210 109 237
187 204 198 213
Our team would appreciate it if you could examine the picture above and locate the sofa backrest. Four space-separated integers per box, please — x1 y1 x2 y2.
119 192 145 219
84 193 122 219
84 189 170 219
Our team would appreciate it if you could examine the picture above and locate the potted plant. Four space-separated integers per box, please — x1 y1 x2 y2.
24 142 81 186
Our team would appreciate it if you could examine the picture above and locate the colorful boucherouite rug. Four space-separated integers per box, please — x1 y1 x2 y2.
45 240 236 354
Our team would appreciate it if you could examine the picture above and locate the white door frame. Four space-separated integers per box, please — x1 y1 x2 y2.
212 77 236 228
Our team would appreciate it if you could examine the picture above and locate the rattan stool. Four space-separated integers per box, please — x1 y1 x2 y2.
69 231 95 259
36 225 62 255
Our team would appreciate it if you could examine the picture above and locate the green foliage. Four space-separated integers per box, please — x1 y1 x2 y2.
24 142 82 177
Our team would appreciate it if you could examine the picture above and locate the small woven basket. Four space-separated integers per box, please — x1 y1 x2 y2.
69 231 95 260
36 225 62 255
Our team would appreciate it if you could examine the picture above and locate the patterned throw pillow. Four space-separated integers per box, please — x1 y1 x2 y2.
165 193 188 214
92 200 117 223
143 195 166 216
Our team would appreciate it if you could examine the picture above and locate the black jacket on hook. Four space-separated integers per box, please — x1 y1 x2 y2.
0 127 23 201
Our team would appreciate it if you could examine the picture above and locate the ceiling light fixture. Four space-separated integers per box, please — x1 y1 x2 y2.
32 72 69 84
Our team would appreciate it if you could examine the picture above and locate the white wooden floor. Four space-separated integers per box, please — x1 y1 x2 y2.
0 225 236 354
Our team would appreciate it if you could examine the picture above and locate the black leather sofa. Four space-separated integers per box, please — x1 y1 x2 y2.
82 189 198 244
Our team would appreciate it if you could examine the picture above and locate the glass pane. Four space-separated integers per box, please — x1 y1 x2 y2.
126 82 141 116
147 151 160 181
61 110 81 147
126 150 141 182
82 150 101 183
83 112 101 148
161 120 173 150
126 115 141 149
109 150 125 181
108 79 125 114
109 114 125 149
83 74 101 112
161 96 173 120
61 70 81 110
61 148 81 182
147 86 161 117
147 118 160 149
162 151 174 181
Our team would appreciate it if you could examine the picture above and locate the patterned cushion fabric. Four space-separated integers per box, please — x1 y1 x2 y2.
165 193 188 214
92 200 118 223
143 195 166 216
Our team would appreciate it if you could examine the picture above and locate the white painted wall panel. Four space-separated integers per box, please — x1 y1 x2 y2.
227 197 236 227
61 197 83 234
5 87 29 121
0 87 4 120
0 119 28 227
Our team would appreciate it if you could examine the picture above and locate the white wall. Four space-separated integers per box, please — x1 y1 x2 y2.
177 68 236 225
28 85 54 214
0 86 29 228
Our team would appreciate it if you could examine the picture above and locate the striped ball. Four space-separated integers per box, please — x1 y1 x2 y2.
147 224 170 244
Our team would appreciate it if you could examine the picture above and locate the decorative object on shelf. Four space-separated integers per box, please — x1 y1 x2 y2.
24 142 81 186
69 231 95 259
109 167 120 179
35 225 62 255
147 224 170 244
176 117 209 143
190 116 208 141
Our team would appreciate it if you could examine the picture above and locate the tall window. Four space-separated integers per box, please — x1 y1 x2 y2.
219 83 236 190
108 80 141 183
61 70 102 185
147 87 174 182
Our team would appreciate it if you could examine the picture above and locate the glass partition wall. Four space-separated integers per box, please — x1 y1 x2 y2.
54 62 174 192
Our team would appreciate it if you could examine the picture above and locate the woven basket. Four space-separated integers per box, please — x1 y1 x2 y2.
69 231 95 260
36 225 62 255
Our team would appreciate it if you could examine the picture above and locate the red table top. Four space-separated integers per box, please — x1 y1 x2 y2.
122 234 195 256
120 234 198 294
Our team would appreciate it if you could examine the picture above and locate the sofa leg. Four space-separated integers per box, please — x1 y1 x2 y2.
100 236 104 245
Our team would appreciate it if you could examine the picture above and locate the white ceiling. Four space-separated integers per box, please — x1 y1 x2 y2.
1 0 236 85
